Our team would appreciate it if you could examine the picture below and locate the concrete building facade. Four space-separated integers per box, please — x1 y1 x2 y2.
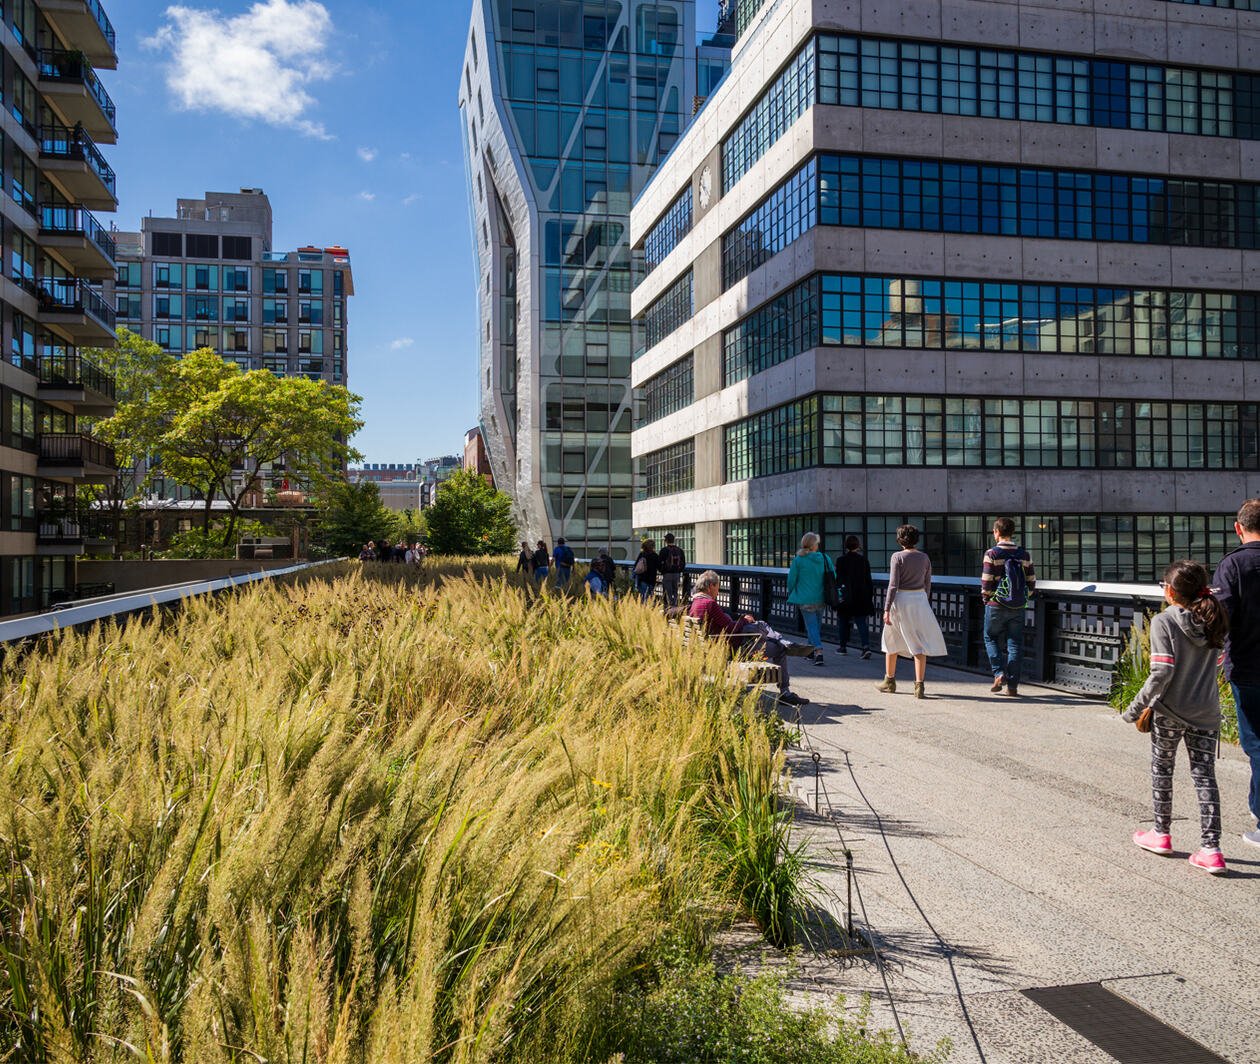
1 0 120 614
458 0 729 557
114 190 352 388
630 0 1260 581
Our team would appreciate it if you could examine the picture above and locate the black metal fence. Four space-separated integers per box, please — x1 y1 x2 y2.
611 561 1161 698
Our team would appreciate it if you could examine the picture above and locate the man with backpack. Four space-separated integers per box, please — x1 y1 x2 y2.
980 517 1036 697
658 533 687 607
552 538 575 586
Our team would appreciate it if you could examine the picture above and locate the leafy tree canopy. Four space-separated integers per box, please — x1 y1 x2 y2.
425 470 517 556
315 480 399 557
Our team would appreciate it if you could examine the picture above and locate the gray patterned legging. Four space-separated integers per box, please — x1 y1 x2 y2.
1151 713 1221 849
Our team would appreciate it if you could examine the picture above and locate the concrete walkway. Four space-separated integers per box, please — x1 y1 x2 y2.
772 651 1259 1063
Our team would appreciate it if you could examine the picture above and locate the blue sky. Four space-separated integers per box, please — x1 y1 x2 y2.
108 0 486 464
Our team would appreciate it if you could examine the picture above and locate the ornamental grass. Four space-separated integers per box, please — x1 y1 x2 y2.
0 560 812 1062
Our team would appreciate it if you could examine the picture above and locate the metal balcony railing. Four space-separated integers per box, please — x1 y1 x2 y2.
36 352 117 398
609 560 1164 698
38 433 116 468
37 278 116 328
36 48 118 128
39 123 117 197
40 204 118 262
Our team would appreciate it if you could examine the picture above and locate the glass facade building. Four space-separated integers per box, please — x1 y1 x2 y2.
629 0 1259 580
0 0 120 615
459 0 727 557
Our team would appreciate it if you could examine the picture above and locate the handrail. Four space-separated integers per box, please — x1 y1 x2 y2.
39 123 116 197
605 559 1163 697
36 48 117 127
38 432 116 468
40 204 118 261
36 352 117 399
37 278 117 328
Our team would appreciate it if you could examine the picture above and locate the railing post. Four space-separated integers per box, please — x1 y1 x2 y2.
1034 593 1052 685
760 574 771 622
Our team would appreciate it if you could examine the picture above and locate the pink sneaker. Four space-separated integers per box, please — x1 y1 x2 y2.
1188 848 1227 875
1133 829 1172 855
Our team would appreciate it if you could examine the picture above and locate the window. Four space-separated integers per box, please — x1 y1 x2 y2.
188 296 218 321
222 235 251 260
298 269 323 294
263 268 288 294
262 299 288 324
151 232 182 256
116 262 141 288
641 440 694 498
298 299 323 325
263 328 289 354
154 294 183 319
638 269 693 355
640 355 694 426
191 265 219 291
224 298 249 323
116 294 142 319
185 234 219 258
298 330 323 355
153 263 183 289
223 267 250 292
641 187 693 274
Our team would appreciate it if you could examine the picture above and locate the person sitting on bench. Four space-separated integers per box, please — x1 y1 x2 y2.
687 570 809 706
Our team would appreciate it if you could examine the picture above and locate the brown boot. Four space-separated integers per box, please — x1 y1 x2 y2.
914 682 926 699
876 676 896 693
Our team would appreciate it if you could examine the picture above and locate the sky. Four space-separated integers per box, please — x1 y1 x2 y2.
107 0 485 465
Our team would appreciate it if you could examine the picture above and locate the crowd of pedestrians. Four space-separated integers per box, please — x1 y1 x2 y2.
358 539 426 564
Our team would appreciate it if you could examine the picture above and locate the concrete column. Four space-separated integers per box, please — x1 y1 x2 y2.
696 520 724 566
694 332 723 401
695 426 724 490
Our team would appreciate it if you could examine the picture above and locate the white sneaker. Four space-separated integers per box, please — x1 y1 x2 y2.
1243 829 1260 849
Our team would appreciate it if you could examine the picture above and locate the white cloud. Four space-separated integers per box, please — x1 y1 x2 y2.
357 190 376 202
148 0 335 138
402 192 420 206
389 337 414 350
357 146 378 162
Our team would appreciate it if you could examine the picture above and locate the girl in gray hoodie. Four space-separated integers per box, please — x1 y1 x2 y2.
1127 560 1231 874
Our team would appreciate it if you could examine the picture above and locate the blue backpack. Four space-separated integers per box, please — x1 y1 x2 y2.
993 547 1030 608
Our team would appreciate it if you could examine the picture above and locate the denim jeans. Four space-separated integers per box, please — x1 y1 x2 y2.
800 607 823 650
1231 683 1260 821
636 578 654 601
838 614 870 651
534 567 549 584
555 566 572 586
984 606 1025 688
661 572 681 607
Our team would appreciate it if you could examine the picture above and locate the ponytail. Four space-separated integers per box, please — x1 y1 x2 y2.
1163 559 1230 649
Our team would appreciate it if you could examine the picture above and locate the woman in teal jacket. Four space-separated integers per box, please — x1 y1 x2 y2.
788 531 832 666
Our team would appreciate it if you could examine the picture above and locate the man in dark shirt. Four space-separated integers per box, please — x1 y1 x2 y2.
688 570 808 706
658 533 687 607
1213 497 1260 849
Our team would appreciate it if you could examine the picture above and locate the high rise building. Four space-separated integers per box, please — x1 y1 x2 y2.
113 190 352 387
630 0 1260 581
1 0 120 614
459 0 729 557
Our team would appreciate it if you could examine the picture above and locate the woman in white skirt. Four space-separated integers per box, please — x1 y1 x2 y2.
877 524 946 699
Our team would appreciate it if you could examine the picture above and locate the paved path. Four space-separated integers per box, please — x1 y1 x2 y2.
769 652 1259 1063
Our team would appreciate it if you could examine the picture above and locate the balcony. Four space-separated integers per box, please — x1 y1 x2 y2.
37 352 117 416
36 49 117 143
39 205 117 280
39 0 118 70
36 512 118 555
38 278 116 344
38 434 116 481
39 124 117 210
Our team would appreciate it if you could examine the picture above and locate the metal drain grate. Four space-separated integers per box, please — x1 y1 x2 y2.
1021 982 1227 1063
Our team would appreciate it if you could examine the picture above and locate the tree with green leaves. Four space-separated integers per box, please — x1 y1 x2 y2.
95 342 363 546
314 479 399 557
424 469 517 556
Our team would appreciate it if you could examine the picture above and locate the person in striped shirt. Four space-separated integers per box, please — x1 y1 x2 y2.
980 517 1037 697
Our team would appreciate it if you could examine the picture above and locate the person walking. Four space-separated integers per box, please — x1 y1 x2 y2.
358 541 376 562
1213 497 1260 849
980 517 1037 697
552 538 575 586
531 540 550 584
787 532 833 666
633 539 660 601
1127 560 1229 874
689 570 808 706
877 524 946 699
835 535 875 659
659 533 687 607
516 541 532 575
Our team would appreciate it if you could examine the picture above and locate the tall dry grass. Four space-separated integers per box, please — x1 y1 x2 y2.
0 560 793 1062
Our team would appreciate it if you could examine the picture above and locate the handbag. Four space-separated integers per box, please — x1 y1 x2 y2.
822 560 845 610
1135 706 1154 733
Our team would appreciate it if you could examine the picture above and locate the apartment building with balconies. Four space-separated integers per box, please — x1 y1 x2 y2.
630 0 1260 581
1 0 120 614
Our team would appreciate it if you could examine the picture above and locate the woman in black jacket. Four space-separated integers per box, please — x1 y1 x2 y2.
633 539 661 601
835 535 875 658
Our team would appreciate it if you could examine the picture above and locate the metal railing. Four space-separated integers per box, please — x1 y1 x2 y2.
36 351 117 398
38 433 116 468
39 123 117 197
37 278 117 328
36 48 118 127
611 561 1163 697
40 204 118 261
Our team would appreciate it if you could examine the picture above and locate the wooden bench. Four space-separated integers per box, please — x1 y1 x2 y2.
670 613 782 689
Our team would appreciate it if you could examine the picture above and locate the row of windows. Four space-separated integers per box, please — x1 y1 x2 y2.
635 524 696 558
149 326 337 357
723 152 1260 289
724 513 1238 583
720 31 1260 204
150 232 252 260
641 439 695 499
639 268 693 354
130 296 333 326
640 353 694 426
732 0 766 37
724 394 1260 480
119 262 341 295
543 383 633 435
642 186 693 273
723 273 1260 384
